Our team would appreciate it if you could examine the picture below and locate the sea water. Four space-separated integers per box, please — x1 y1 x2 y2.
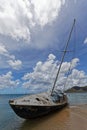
0 93 87 130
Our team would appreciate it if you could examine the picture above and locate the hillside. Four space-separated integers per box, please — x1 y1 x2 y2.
66 86 87 93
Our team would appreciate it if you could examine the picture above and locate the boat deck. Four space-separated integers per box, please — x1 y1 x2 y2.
10 92 67 106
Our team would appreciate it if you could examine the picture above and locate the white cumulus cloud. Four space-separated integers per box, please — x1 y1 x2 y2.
31 0 65 26
22 54 58 89
66 69 87 89
22 54 87 91
8 60 22 70
0 0 65 41
0 71 20 89
0 0 32 41
0 44 22 70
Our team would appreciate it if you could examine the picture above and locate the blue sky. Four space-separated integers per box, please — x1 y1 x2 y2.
0 0 87 94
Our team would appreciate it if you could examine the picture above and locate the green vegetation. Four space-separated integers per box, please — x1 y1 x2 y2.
66 86 87 93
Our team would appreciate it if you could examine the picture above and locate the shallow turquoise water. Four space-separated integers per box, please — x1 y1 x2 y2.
67 92 87 105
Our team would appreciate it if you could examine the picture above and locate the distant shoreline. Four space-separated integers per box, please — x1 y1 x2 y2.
66 91 87 93
65 86 87 93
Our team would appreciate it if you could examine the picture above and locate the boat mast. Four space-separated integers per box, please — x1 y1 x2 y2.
51 19 76 95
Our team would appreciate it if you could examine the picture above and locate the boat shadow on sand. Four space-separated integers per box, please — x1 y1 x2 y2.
19 106 70 130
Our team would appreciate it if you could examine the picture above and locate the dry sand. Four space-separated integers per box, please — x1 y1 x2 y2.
20 104 87 130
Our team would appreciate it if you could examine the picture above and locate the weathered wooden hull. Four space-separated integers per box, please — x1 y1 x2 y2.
9 102 68 119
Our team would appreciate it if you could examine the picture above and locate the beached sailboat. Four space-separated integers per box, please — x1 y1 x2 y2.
9 19 76 119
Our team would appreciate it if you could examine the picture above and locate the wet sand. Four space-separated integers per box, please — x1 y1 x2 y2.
20 105 87 130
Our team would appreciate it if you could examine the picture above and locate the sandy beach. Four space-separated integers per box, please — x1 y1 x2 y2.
20 104 87 130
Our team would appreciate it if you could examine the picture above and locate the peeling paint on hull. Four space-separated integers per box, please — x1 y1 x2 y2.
9 102 68 119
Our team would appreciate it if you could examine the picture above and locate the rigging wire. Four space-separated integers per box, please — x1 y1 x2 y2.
51 19 76 95
63 23 77 92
